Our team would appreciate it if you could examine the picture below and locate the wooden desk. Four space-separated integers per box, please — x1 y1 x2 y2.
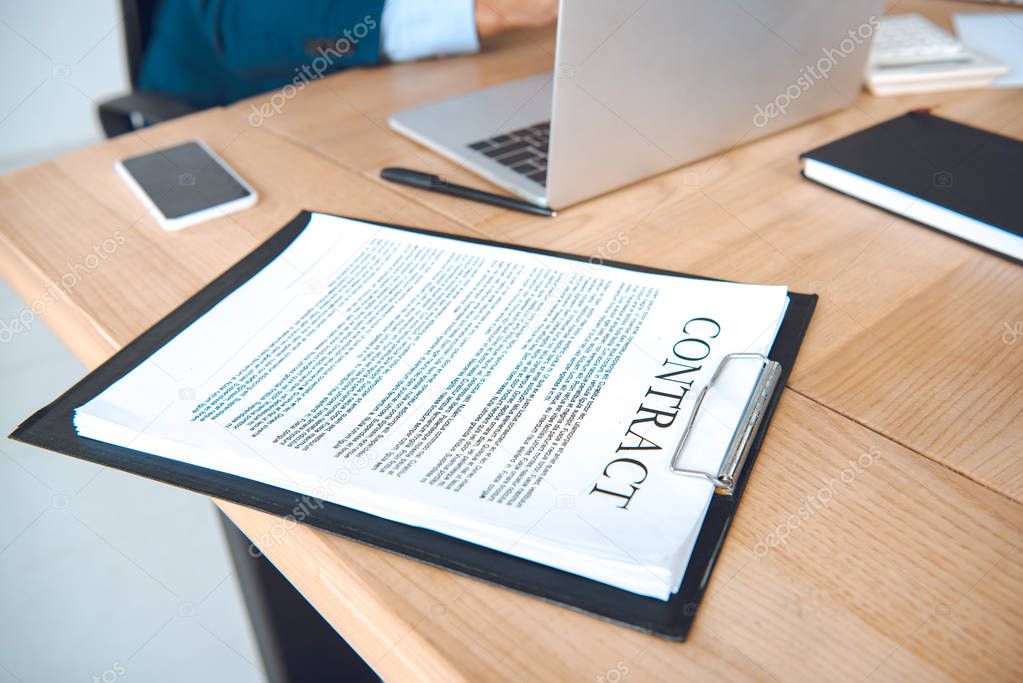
1 1 1020 680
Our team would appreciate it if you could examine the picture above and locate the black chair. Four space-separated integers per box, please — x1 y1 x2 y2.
97 0 198 138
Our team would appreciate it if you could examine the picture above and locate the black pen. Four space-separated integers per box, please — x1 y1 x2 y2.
380 167 557 218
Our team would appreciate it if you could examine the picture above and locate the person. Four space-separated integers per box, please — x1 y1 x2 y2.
139 0 559 109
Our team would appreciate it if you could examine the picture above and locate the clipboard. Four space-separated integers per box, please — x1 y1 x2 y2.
10 210 816 641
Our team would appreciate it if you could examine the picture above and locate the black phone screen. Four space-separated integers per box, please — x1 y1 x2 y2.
119 141 252 219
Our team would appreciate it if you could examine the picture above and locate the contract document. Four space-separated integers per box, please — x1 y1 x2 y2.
74 212 790 600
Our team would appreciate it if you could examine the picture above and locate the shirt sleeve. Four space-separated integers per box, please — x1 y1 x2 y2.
380 0 481 62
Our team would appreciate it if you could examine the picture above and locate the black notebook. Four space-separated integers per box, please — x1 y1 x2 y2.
800 111 1023 262
11 211 815 640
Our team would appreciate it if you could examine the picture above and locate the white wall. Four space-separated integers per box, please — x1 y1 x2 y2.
0 0 129 171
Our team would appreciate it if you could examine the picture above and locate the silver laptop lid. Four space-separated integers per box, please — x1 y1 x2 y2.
546 0 884 208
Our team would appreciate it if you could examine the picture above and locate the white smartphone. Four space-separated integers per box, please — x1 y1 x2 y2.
114 140 257 231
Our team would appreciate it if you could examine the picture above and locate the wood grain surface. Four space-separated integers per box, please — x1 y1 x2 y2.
1 1 1020 680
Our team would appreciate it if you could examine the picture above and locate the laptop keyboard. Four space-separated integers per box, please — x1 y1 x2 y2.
467 122 550 186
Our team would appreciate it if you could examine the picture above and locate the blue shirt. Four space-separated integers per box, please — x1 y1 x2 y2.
139 0 479 109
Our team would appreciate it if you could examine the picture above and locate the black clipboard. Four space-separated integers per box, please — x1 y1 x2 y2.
10 211 816 641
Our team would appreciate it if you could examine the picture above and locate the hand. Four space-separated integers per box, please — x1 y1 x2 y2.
475 0 559 38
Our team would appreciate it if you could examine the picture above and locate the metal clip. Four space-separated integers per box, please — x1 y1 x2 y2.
669 353 781 495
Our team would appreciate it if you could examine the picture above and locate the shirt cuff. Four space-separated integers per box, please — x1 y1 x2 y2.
380 0 480 62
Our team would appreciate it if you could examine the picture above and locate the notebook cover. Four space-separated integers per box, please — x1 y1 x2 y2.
10 211 816 641
800 111 1023 239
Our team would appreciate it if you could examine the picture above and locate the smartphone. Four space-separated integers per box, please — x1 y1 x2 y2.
115 140 257 231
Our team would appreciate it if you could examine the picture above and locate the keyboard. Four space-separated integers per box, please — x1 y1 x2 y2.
865 14 1008 96
467 122 550 186
869 14 969 66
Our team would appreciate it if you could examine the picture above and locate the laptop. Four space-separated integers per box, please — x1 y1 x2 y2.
389 0 884 210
